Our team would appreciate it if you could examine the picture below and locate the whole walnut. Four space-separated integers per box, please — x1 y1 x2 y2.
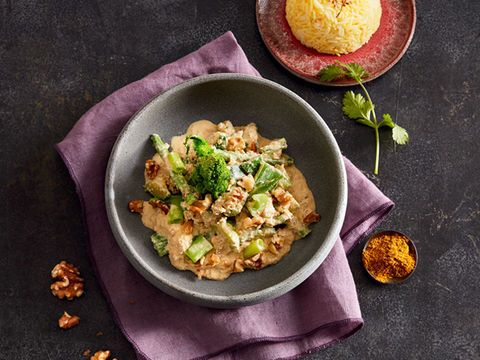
50 261 84 300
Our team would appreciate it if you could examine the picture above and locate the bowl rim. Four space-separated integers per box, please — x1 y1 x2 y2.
105 73 348 307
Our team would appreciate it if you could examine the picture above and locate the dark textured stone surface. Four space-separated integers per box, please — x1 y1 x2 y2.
1 0 479 359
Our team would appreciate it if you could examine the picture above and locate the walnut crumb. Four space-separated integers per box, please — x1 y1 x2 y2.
96 331 103 336
268 243 279 255
303 212 321 225
51 261 84 300
149 199 169 214
233 259 244 273
145 159 160 179
90 350 111 360
83 349 92 357
128 200 144 214
58 311 80 329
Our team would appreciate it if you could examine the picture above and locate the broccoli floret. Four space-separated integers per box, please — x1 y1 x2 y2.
185 135 213 157
190 153 230 199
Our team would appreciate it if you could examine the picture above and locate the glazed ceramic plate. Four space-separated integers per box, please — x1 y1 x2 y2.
105 74 347 308
256 0 416 86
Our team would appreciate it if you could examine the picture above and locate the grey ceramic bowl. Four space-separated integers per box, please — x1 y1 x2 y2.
105 73 347 308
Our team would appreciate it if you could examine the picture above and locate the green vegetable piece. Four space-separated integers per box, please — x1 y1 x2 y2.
213 148 256 163
246 193 270 216
271 213 292 226
151 233 168 257
167 195 183 206
184 235 213 263
243 239 266 258
185 135 213 156
239 227 276 243
167 152 186 174
167 204 183 224
275 165 292 188
171 172 191 196
190 153 231 199
215 133 228 149
265 154 294 167
260 138 287 153
151 134 194 195
230 165 245 180
240 157 262 174
150 134 169 158
145 179 170 199
298 227 312 239
217 218 240 250
251 162 284 194
184 193 198 205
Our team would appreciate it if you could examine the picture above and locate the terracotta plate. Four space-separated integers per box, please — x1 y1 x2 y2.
256 0 416 86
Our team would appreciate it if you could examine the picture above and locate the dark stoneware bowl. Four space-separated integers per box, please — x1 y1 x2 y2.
105 74 347 308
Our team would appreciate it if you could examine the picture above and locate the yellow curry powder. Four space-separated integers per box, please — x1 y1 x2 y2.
362 233 416 283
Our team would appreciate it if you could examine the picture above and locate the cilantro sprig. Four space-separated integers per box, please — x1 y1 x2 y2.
318 62 409 174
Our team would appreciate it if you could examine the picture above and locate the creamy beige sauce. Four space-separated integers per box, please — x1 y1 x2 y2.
141 120 316 280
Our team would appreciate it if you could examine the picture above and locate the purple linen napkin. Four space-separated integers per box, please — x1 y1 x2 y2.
56 32 393 360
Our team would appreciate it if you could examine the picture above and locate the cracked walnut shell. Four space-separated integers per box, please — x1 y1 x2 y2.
51 261 84 300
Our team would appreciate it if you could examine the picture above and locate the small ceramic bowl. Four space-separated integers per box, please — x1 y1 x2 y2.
362 230 417 284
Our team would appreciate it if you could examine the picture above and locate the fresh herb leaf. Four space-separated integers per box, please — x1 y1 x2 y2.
317 62 368 82
343 63 368 80
318 64 346 82
392 124 409 145
342 91 372 120
318 63 409 174
379 113 395 128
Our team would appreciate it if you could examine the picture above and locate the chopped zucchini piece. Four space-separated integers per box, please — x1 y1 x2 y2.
260 138 287 153
167 204 183 224
151 233 168 257
145 179 170 199
239 227 276 243
167 195 183 206
243 239 266 258
298 227 312 238
184 235 213 263
246 193 270 216
216 218 240 250
240 157 262 174
251 162 284 194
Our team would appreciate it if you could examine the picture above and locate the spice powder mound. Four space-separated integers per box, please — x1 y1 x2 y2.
362 233 416 283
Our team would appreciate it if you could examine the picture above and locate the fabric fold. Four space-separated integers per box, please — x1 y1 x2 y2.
56 31 393 360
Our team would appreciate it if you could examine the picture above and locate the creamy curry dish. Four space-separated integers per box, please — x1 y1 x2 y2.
128 120 320 280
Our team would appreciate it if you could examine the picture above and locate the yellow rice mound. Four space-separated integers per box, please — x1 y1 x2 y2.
286 0 382 55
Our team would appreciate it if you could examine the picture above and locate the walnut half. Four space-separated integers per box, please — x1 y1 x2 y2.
51 261 84 300
58 311 80 329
